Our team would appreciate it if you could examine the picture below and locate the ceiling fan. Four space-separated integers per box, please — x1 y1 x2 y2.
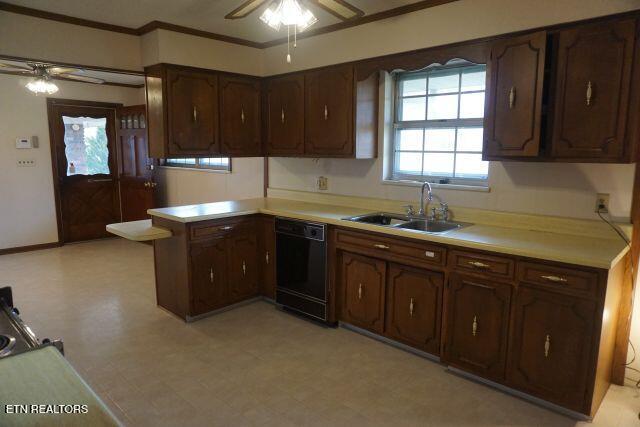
0 61 105 95
226 0 364 63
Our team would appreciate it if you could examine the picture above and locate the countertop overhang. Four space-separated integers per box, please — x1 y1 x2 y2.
148 198 629 270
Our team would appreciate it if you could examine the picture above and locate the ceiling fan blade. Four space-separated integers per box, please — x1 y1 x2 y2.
0 61 34 72
308 0 364 20
47 66 82 75
57 73 105 84
225 0 270 19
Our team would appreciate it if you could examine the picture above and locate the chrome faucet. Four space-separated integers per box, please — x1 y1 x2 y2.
418 181 433 216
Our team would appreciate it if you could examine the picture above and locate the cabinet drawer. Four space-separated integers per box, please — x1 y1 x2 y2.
335 229 445 266
450 250 515 280
517 262 599 299
190 218 255 241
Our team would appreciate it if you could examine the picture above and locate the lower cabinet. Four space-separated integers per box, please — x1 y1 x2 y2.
385 263 443 354
507 285 598 412
190 237 227 315
227 232 259 302
341 252 386 334
444 273 512 381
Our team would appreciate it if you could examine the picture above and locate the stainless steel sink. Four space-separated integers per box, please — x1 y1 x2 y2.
343 212 469 234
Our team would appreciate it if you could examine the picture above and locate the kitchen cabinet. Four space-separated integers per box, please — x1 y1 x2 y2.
227 232 259 302
550 19 636 161
444 274 512 381
259 216 276 300
220 75 262 156
340 252 386 334
483 31 547 158
507 285 598 412
385 263 443 354
190 237 227 315
266 74 305 155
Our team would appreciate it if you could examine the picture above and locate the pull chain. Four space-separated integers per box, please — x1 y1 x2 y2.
286 26 291 64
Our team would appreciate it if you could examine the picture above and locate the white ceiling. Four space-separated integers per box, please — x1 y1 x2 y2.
4 0 421 43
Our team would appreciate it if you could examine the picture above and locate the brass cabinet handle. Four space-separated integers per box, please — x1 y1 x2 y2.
221 226 233 231
358 283 363 300
242 261 246 276
209 267 214 284
324 104 328 120
509 86 516 109
373 244 390 250
468 261 490 269
193 106 198 123
541 275 568 283
425 251 435 258
281 108 285 124
472 316 478 336
144 182 150 188
409 298 414 317
265 251 270 265
544 334 551 357
586 81 593 106
241 108 245 124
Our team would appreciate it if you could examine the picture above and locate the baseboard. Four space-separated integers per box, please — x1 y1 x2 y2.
0 242 61 256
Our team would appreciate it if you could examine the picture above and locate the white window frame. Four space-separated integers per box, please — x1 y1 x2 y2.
390 61 488 187
163 157 231 172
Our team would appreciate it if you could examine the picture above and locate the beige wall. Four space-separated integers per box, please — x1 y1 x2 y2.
0 74 143 250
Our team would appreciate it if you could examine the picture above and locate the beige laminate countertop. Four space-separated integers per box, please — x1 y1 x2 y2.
148 198 629 269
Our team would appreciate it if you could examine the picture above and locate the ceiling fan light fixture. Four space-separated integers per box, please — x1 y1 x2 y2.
259 3 282 31
26 78 58 95
296 9 318 32
259 0 316 30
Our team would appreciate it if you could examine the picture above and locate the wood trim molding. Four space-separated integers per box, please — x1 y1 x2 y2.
0 242 61 256
136 21 263 48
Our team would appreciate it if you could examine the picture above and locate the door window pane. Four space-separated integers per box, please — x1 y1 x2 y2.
63 116 109 176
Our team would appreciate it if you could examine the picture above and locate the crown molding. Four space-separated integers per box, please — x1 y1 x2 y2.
0 0 460 49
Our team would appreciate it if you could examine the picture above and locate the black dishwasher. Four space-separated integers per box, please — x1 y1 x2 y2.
275 217 327 322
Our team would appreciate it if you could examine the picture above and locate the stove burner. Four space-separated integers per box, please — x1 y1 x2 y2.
0 334 16 357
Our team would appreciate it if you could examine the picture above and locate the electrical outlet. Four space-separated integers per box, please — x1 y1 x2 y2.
17 159 36 167
317 176 328 191
595 193 610 213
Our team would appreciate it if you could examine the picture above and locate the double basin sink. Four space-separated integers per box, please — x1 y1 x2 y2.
343 212 470 234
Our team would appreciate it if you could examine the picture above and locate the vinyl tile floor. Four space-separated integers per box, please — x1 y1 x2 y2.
1 238 639 426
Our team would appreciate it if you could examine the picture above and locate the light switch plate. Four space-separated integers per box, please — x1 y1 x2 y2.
17 159 36 167
317 176 328 191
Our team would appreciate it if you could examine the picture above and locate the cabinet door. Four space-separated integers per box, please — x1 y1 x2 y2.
305 65 354 156
227 232 259 301
167 69 219 156
507 286 597 412
340 252 386 334
220 75 262 156
483 31 546 158
260 217 276 299
190 238 227 315
444 274 512 381
385 264 443 355
267 75 305 155
551 20 636 161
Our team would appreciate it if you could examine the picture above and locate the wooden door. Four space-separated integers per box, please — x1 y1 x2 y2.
385 264 443 355
166 69 219 156
266 74 305 155
260 217 276 299
227 232 259 301
305 65 354 156
551 19 636 161
47 100 120 243
190 238 228 315
444 273 512 381
340 252 386 334
220 75 262 156
116 105 155 222
507 286 597 411
483 31 547 158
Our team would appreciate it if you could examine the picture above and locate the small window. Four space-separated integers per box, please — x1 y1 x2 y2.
163 157 231 171
391 62 488 185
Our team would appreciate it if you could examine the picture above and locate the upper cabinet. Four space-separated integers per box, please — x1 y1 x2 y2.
484 32 547 158
220 75 262 156
266 74 305 155
550 19 636 161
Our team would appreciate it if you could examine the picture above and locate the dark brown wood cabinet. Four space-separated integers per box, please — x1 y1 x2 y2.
340 252 386 334
483 32 547 158
266 75 305 155
259 216 276 300
550 19 636 161
190 237 227 315
385 263 443 354
444 273 512 381
220 75 262 156
507 285 598 413
227 232 259 301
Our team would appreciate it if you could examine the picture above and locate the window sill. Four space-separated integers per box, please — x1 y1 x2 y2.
381 179 490 192
158 166 231 174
